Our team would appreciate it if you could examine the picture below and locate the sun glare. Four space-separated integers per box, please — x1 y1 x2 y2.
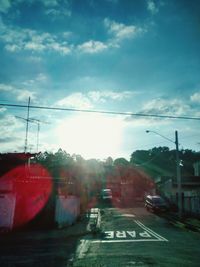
55 114 124 159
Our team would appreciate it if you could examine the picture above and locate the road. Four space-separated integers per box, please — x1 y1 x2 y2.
71 206 200 267
0 205 199 267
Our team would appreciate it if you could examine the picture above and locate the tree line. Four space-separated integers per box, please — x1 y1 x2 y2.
35 147 200 185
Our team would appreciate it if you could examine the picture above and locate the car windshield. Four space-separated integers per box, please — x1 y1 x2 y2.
0 1 200 267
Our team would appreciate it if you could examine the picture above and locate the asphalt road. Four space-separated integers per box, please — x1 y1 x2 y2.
71 206 200 267
0 205 200 267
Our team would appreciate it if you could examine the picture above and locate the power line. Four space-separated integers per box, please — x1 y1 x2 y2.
1 102 200 121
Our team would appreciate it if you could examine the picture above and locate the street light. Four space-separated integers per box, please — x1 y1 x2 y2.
146 130 182 218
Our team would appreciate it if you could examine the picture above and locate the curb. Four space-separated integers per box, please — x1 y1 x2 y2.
162 213 200 233
87 208 101 234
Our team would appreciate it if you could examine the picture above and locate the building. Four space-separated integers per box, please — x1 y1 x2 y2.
156 175 200 215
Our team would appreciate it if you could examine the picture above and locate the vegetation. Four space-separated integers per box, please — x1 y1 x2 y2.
130 147 200 178
35 147 200 182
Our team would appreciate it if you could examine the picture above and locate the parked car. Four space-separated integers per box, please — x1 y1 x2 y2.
100 189 112 202
145 195 169 213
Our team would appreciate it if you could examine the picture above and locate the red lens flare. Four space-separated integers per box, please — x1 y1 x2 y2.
0 164 52 229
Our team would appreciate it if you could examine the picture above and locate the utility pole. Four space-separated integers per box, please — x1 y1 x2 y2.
175 130 182 218
146 129 182 218
24 97 30 153
36 122 40 153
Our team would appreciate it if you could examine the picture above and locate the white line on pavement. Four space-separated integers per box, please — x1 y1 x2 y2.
75 239 91 259
134 220 168 242
91 239 165 243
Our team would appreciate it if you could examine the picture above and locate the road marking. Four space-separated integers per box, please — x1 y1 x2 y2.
91 220 168 243
114 214 135 218
92 239 165 243
127 231 136 238
134 220 168 242
75 239 91 259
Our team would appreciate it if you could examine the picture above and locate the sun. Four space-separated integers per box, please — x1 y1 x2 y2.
55 113 124 159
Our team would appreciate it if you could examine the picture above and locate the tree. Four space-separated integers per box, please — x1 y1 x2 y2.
130 146 200 178
114 157 129 167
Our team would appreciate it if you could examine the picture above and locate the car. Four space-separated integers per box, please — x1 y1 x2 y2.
100 189 112 202
145 195 169 213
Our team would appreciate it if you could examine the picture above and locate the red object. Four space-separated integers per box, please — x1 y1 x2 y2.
0 163 52 228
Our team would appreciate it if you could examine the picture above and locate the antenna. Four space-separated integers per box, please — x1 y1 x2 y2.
25 97 30 152
16 113 50 153
28 118 50 153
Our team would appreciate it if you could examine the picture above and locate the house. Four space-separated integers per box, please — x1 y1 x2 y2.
193 161 200 176
155 175 200 215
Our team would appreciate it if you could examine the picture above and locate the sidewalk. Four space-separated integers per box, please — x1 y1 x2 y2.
0 209 102 267
0 207 102 244
162 212 200 233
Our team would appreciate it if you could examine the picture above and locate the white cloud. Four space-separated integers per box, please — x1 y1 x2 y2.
0 113 24 149
24 41 46 52
104 18 143 42
0 22 72 55
5 44 20 52
0 15 143 56
48 41 71 55
36 73 48 82
0 0 11 13
88 90 133 102
0 107 6 113
141 98 192 116
78 40 108 54
124 97 197 127
190 92 200 103
42 0 72 17
77 19 145 54
0 83 37 101
0 84 13 92
16 89 37 101
147 0 159 15
56 90 134 109
0 0 71 20
45 7 71 18
42 0 58 7
56 93 93 109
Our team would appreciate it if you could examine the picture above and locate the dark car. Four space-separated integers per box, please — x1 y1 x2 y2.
145 195 169 213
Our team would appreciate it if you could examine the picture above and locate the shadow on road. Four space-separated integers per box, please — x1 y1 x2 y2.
0 215 90 267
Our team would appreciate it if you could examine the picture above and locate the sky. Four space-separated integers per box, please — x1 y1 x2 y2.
0 0 200 160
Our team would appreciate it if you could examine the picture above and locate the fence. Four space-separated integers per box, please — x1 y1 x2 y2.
171 193 200 216
182 196 200 215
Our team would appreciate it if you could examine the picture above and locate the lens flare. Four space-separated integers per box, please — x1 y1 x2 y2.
0 164 52 229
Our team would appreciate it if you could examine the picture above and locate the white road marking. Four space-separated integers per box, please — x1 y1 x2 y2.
134 220 168 242
116 231 127 238
75 239 91 259
91 239 165 243
127 231 136 238
104 231 114 238
91 219 168 243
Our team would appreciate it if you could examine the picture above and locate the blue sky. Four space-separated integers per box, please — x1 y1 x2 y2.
0 0 200 160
